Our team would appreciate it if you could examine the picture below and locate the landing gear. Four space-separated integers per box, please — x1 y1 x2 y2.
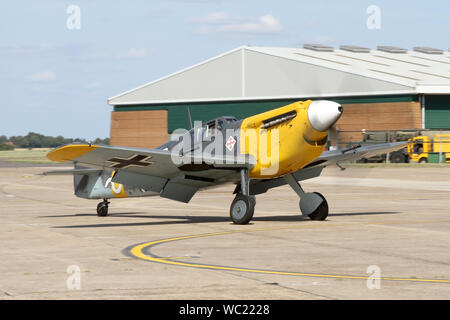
230 169 255 224
302 192 328 220
284 174 329 221
230 194 254 224
97 199 109 217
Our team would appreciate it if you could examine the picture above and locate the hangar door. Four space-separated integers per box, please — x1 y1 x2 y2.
425 95 450 129
110 110 168 148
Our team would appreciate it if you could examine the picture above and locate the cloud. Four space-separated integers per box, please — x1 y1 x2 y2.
0 43 92 58
87 81 102 88
79 52 109 61
312 35 335 45
26 71 56 82
138 8 173 20
0 44 55 57
118 48 148 59
219 14 282 34
190 11 228 24
189 12 282 34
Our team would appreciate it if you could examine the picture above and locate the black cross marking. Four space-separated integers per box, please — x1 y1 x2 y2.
107 154 153 169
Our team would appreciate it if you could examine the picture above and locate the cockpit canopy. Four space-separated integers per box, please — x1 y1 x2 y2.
203 116 237 138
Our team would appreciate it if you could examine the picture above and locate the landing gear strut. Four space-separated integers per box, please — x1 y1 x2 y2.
230 169 255 224
284 174 329 221
97 199 110 217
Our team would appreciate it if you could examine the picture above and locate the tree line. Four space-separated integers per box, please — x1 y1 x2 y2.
0 132 110 150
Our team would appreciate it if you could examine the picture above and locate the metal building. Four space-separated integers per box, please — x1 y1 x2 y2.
108 45 450 148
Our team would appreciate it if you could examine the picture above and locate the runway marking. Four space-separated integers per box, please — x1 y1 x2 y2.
127 222 450 284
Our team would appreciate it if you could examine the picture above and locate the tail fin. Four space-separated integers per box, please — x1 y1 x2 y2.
43 165 159 199
73 164 114 199
43 165 114 199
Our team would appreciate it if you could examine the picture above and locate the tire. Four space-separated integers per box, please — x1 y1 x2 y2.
97 202 108 217
307 192 329 221
390 152 405 164
249 195 256 207
230 194 254 225
419 158 428 164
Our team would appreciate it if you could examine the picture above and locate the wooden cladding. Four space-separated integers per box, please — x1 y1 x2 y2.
110 110 168 148
332 101 422 144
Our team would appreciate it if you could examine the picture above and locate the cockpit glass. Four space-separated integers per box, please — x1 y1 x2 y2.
204 122 215 138
203 117 236 138
217 120 224 131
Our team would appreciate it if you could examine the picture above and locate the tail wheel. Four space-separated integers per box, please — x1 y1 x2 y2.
306 192 329 221
97 201 109 217
230 194 255 225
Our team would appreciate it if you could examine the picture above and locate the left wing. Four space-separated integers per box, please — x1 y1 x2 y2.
46 144 255 202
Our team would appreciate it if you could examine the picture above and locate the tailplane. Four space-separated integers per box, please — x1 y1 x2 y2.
43 165 114 199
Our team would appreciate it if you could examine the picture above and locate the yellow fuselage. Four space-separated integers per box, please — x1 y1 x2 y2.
240 100 327 179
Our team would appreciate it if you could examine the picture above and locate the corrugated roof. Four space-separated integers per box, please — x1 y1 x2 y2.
108 46 450 105
249 46 450 88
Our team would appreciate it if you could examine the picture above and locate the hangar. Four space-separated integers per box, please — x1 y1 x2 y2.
107 45 450 148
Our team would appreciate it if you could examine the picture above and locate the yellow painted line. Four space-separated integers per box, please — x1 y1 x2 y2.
129 222 450 284
159 256 197 260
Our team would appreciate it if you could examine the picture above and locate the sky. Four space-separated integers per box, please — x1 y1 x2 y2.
1 0 449 140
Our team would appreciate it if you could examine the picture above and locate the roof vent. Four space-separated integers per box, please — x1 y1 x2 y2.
340 45 371 53
377 46 407 54
413 46 443 54
303 44 334 52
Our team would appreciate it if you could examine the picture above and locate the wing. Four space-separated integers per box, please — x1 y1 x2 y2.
308 141 409 168
249 141 408 195
46 144 255 202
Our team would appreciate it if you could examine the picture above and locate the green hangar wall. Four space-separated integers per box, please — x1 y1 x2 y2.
425 95 450 129
113 94 425 134
111 94 428 148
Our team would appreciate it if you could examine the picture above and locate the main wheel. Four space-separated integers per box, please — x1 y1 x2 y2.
97 202 109 217
230 194 255 224
306 192 329 221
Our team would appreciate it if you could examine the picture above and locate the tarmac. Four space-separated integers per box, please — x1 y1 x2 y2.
1 164 449 299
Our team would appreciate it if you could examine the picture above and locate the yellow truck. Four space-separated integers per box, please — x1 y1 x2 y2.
408 134 450 163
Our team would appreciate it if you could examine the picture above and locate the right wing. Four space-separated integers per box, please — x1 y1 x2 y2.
309 141 409 169
249 141 408 195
